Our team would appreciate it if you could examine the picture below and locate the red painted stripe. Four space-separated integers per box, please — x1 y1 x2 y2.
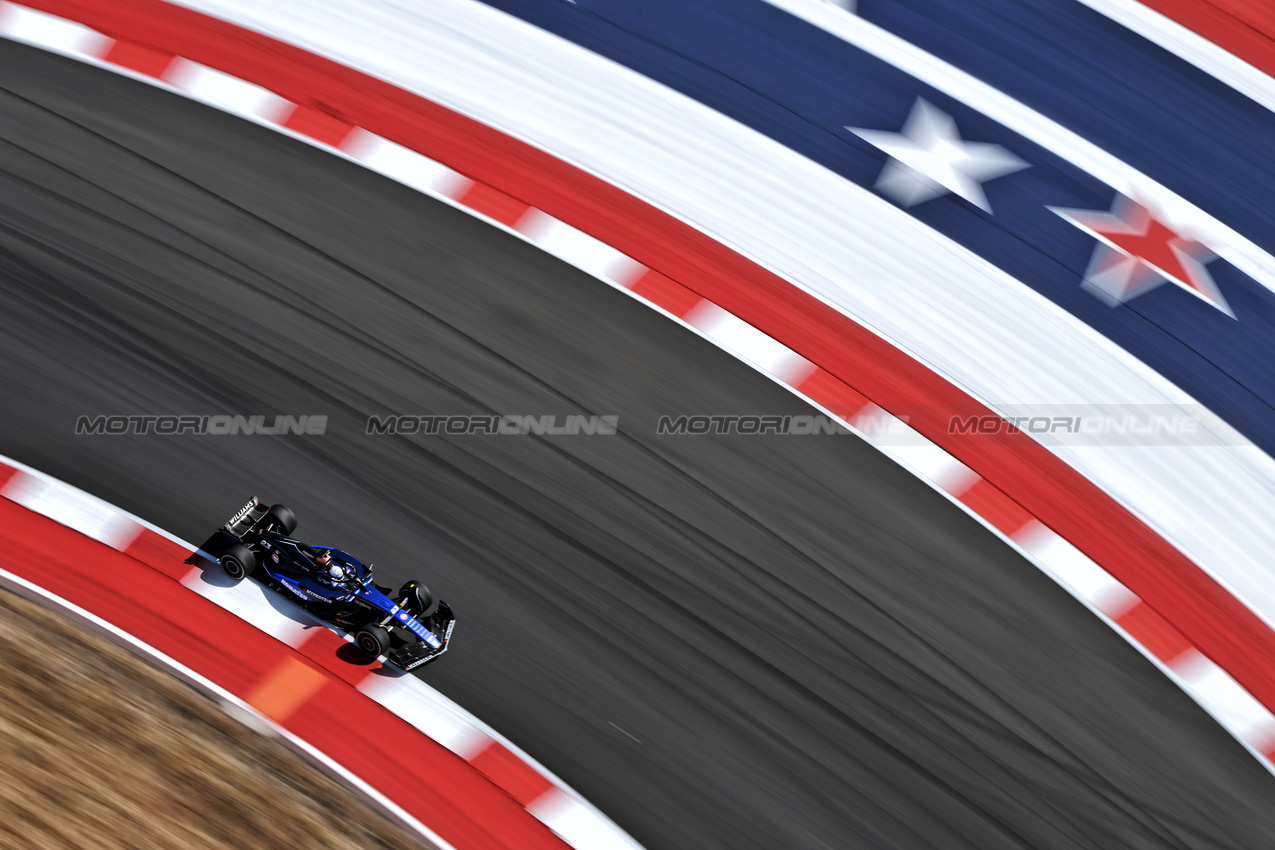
294 627 383 686
1135 0 1275 80
18 0 1275 718
955 478 1034 537
469 740 556 807
1115 600 1194 665
629 269 704 317
795 367 870 420
124 527 198 580
281 103 355 148
455 181 532 228
102 39 175 78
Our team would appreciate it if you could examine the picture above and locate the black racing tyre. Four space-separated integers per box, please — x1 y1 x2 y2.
219 542 256 582
264 503 297 535
354 624 391 658
397 581 435 618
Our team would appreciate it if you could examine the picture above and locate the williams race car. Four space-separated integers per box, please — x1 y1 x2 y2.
204 497 455 670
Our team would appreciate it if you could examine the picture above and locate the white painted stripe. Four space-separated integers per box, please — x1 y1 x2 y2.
342 129 471 197
165 58 288 119
356 674 489 759
0 3 109 57
0 456 191 551
1174 650 1275 739
1075 0 1275 116
529 789 645 850
1016 525 1139 615
850 404 914 445
763 0 1275 292
517 209 645 286
684 300 814 383
2 472 141 550
886 442 980 495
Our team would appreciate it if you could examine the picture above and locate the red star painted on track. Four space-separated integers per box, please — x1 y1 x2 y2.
1049 195 1233 317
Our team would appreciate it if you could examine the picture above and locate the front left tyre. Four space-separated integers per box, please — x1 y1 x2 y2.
354 624 391 659
219 542 256 582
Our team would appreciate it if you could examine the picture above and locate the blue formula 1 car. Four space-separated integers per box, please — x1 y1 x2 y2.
205 497 455 670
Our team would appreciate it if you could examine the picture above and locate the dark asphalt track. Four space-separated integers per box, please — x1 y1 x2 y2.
0 40 1272 850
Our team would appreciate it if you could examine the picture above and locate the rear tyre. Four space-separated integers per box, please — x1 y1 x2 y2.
354 624 391 659
264 504 297 535
219 542 256 582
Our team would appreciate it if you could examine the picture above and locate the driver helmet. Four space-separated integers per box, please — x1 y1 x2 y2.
327 564 345 582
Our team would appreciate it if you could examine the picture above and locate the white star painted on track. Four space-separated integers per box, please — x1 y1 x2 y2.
849 98 1028 213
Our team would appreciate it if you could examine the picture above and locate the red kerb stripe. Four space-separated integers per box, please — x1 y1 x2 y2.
629 269 704 317
455 182 532 227
281 103 354 148
955 478 1034 537
103 39 174 78
469 740 555 807
1116 601 1194 665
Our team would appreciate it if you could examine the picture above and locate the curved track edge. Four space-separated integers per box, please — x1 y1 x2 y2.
2 0 1275 782
0 456 642 850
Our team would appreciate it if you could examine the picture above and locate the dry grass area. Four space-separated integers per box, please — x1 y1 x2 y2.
0 587 433 850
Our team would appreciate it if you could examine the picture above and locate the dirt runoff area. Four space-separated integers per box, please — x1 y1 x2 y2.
0 586 433 849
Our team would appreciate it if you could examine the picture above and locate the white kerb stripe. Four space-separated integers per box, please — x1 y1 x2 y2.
2 472 141 550
528 788 646 850
0 3 110 57
165 58 289 120
357 674 489 759
850 404 920 445
882 439 979 494
1016 526 1139 615
1174 650 1275 738
342 129 471 198
684 301 814 383
516 209 645 285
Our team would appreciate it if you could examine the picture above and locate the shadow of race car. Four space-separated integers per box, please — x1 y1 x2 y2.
203 497 455 670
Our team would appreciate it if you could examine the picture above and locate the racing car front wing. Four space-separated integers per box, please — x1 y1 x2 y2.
389 601 456 671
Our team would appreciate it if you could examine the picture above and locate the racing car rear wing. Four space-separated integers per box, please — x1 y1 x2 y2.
223 496 269 539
